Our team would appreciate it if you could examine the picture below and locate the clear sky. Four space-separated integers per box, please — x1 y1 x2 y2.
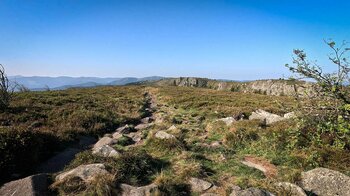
1 0 349 80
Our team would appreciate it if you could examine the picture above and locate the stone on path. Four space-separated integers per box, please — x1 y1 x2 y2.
0 174 49 196
189 177 213 192
299 167 350 196
116 125 133 134
93 137 117 149
155 131 176 139
92 145 120 158
118 183 159 196
56 164 109 182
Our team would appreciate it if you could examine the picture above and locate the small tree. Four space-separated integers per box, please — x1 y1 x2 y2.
286 40 350 149
0 64 13 110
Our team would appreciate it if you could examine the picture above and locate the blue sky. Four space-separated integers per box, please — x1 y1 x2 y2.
1 0 349 80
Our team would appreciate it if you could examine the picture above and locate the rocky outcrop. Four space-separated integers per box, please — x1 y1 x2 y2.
174 77 209 88
154 77 314 97
92 145 120 158
299 168 350 196
118 183 159 196
155 131 176 139
55 164 109 182
0 174 49 196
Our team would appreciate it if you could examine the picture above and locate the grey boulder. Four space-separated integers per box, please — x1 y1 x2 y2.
56 164 109 182
0 174 49 196
299 167 350 196
92 145 120 158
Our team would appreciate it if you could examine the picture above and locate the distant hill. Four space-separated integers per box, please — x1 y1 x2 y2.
9 76 164 91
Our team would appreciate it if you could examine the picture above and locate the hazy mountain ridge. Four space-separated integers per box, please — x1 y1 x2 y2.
9 76 164 90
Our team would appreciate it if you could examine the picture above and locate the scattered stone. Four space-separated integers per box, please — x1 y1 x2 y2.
249 109 284 125
92 145 120 158
283 112 296 119
189 177 213 192
241 156 277 178
155 131 176 140
116 125 133 134
299 167 350 196
118 183 159 196
56 164 109 182
218 117 236 126
93 137 117 149
0 173 49 196
135 123 153 130
274 182 306 196
112 132 124 140
230 187 274 196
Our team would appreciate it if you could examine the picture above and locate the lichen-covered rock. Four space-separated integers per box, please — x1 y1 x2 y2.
155 131 176 139
56 164 109 182
274 182 306 196
299 168 350 196
230 187 274 196
93 137 117 149
0 174 49 196
189 177 213 192
92 145 120 158
249 110 284 125
118 183 159 196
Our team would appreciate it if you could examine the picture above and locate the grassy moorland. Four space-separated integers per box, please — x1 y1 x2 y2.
1 85 349 195
49 85 349 195
0 86 146 183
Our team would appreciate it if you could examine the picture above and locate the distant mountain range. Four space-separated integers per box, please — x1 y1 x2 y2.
9 76 164 91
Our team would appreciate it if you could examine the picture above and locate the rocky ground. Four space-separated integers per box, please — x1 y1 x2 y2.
1 86 349 196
